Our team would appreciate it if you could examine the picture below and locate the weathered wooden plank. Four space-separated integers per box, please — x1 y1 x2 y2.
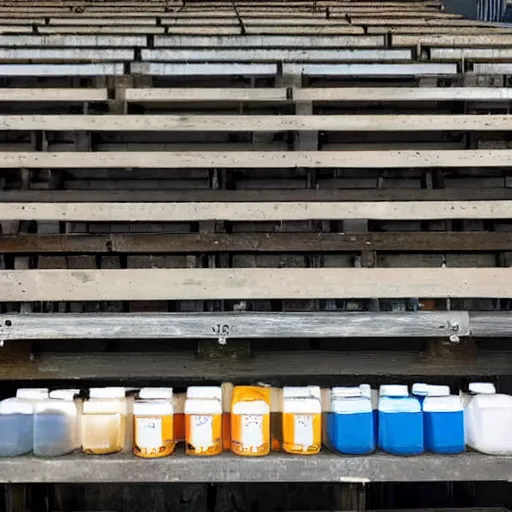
48 17 158 25
153 35 384 47
244 26 364 34
2 231 512 254
38 26 166 34
293 87 512 101
0 150 511 168
282 63 457 76
0 48 134 60
1 201 512 222
370 26 512 33
0 88 107 102
140 49 410 62
0 63 124 76
123 87 288 102
0 311 470 340
2 114 512 131
0 452 505 483
473 63 512 74
431 48 512 61
0 35 146 46
4 349 511 380
393 34 512 46
1 268 511 301
131 62 277 76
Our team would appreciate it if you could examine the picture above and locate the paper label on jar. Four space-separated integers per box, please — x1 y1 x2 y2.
294 414 313 448
191 415 213 449
136 417 162 449
241 414 263 451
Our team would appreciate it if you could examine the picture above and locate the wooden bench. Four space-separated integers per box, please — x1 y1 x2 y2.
3 114 512 131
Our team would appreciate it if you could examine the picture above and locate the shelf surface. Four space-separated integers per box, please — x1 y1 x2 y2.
0 452 510 483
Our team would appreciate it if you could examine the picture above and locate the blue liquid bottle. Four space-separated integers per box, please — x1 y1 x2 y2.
423 385 464 454
328 387 374 455
412 383 429 407
378 385 423 456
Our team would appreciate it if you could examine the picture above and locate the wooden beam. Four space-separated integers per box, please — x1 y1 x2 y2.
123 87 288 102
281 63 457 76
0 88 108 101
140 49 411 62
0 34 146 46
293 87 512 101
0 63 124 76
393 34 512 46
1 349 510 380
0 150 511 168
131 62 277 76
152 35 385 48
0 48 134 60
1 201 512 221
2 231 512 254
4 188 512 202
0 452 504 483
0 312 470 340
431 48 512 61
1 268 511 301
2 114 512 131
38 26 166 34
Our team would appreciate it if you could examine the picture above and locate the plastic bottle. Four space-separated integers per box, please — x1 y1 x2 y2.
81 387 128 455
465 382 512 454
423 385 464 454
328 386 374 455
412 383 430 407
133 388 174 459
0 398 34 456
282 386 321 455
360 384 378 446
378 385 423 456
185 387 222 456
172 392 185 445
33 389 80 457
231 386 270 457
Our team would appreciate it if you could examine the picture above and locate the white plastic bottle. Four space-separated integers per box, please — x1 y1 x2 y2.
464 382 512 454
81 387 128 455
34 389 80 457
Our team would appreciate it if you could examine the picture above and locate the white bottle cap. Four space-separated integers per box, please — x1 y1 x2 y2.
0 398 33 415
283 386 321 400
16 388 49 400
379 385 409 397
89 387 126 399
426 385 450 397
185 398 222 415
411 383 430 396
139 387 173 400
331 386 363 398
49 389 80 400
359 384 371 398
468 382 496 395
186 386 222 401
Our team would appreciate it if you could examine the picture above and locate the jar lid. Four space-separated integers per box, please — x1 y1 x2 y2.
186 386 221 401
468 382 496 395
379 385 409 397
49 389 80 400
426 385 450 397
89 387 126 399
16 388 49 400
283 386 321 400
411 383 429 396
331 386 363 398
139 387 173 399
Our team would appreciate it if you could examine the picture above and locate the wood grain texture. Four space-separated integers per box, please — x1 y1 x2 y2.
293 87 512 101
0 88 108 101
1 268 511 301
6 350 512 380
2 231 512 253
3 114 512 131
1 150 512 168
0 311 470 340
0 201 511 221
0 452 505 483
